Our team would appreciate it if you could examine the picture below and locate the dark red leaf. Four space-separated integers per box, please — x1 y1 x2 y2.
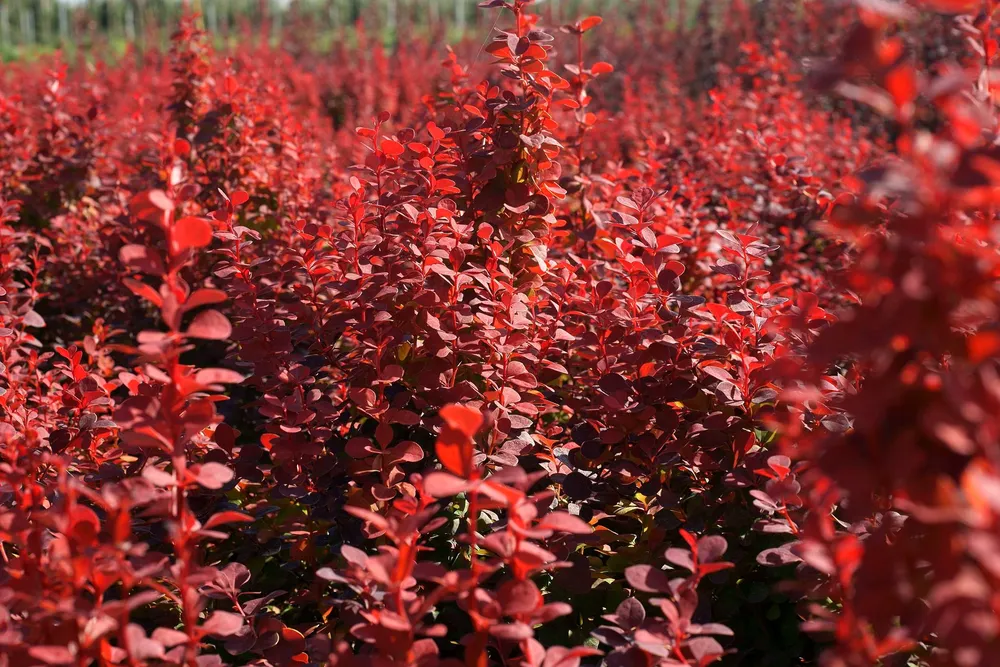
624 564 672 593
498 578 543 615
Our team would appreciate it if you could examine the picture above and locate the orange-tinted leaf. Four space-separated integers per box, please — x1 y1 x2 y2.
436 430 473 478
204 511 255 530
435 404 482 478
174 216 214 251
427 122 446 140
381 139 405 157
439 404 483 440
970 331 1000 362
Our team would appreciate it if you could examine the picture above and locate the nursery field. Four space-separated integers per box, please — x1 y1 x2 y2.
4 0 1000 665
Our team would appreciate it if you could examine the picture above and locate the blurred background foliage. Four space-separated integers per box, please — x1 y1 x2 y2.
0 0 687 60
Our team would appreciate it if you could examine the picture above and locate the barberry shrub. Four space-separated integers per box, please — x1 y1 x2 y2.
5 0 1000 665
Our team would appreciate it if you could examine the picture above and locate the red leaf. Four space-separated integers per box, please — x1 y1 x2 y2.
970 331 1000 362
200 610 243 637
344 506 390 532
440 404 483 440
346 437 376 458
120 244 165 276
918 0 979 12
130 190 174 222
624 564 672 593
123 278 163 307
381 139 405 157
579 16 603 32
423 471 470 497
666 547 695 571
436 404 483 478
590 62 614 75
665 260 686 276
427 122 445 140
436 431 473 477
537 511 593 534
143 466 175 487
186 310 232 340
679 528 698 550
174 216 214 251
152 627 188 648
546 647 604 667
490 622 534 640
230 190 250 206
195 462 234 489
380 364 405 382
147 189 174 210
184 288 228 311
29 646 74 665
612 598 646 629
498 578 543 615
768 455 791 478
350 387 377 409
387 441 424 463
657 261 685 292
69 505 100 543
204 511 255 530
22 309 45 328
885 64 917 114
698 561 736 576
685 637 724 665
341 544 369 567
195 368 245 386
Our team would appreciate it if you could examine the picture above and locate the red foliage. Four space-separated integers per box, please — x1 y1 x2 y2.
7 0 1000 665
